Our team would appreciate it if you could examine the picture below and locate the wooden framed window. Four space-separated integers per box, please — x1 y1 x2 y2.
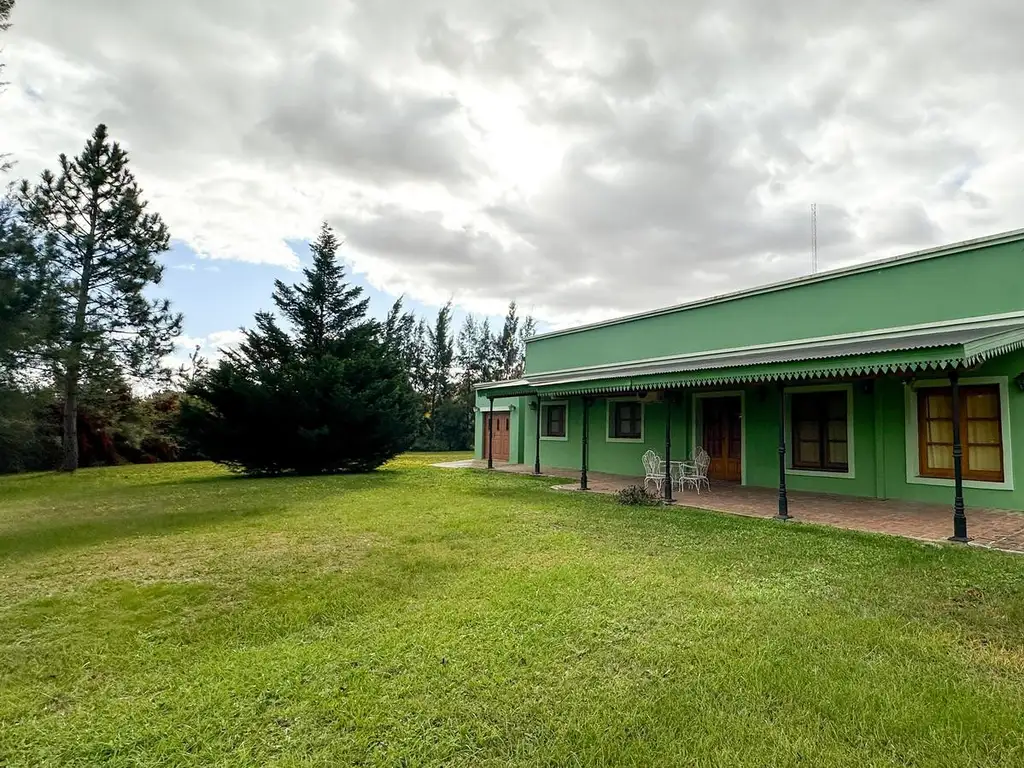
790 391 849 472
542 404 566 438
918 385 1004 482
611 401 643 440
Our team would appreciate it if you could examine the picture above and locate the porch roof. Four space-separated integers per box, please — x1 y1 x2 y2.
475 317 1024 398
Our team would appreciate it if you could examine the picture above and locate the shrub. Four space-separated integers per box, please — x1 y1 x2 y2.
616 484 662 506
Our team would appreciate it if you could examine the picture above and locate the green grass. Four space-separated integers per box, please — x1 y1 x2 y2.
2 455 1024 767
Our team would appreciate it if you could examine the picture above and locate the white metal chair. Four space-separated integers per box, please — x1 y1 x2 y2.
642 450 665 493
679 447 711 494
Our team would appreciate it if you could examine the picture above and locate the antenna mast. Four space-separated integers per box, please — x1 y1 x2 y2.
810 203 818 274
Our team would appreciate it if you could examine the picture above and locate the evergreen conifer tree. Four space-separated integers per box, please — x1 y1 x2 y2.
17 125 181 470
182 224 419 474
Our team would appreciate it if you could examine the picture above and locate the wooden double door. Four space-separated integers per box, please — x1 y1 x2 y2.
701 396 742 481
484 411 511 462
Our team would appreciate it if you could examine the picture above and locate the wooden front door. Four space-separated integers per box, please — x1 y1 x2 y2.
701 397 742 481
484 412 511 462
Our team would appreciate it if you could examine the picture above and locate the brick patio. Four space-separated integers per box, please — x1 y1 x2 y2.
435 460 1024 553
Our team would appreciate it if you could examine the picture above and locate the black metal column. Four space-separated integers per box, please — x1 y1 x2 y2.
487 397 495 470
580 397 590 491
534 396 542 475
949 370 969 542
663 394 673 502
776 386 790 520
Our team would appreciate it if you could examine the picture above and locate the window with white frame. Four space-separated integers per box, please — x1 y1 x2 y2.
609 401 643 440
917 384 1004 482
541 403 567 439
790 390 849 473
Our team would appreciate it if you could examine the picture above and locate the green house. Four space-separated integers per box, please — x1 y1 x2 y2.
474 229 1024 527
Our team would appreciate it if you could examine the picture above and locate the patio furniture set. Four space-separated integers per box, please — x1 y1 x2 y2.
642 447 711 496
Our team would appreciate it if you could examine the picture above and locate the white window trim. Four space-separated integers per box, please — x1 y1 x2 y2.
606 397 646 443
904 375 1014 491
690 391 747 485
540 400 569 442
784 383 856 479
476 405 512 413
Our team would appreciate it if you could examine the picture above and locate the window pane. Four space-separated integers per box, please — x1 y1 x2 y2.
927 419 954 444
925 392 952 419
797 441 820 466
614 403 642 438
827 441 848 466
969 446 1002 472
967 420 1000 445
791 391 848 471
920 385 1003 480
827 420 846 441
966 391 999 419
797 421 819 441
926 444 953 470
544 405 566 437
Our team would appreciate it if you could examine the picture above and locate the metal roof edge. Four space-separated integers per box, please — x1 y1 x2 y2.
537 356 967 395
524 313 1024 383
473 378 529 391
527 228 1024 343
963 327 1024 366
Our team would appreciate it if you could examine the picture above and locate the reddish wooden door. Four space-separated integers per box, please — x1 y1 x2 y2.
484 412 511 462
701 397 742 481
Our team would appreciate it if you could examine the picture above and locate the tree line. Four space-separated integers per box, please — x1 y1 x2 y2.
0 128 530 474
0 3 530 474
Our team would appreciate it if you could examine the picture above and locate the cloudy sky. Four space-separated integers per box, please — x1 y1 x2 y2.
3 0 1024 362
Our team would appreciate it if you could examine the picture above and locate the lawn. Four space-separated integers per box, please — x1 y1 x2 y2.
1 455 1024 767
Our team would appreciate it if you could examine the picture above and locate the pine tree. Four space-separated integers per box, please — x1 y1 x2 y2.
0 2 12 38
17 125 181 471
0 197 50 384
455 314 479 395
409 317 431 395
475 318 496 382
426 301 454 420
496 301 521 380
272 223 371 358
173 344 208 391
513 313 537 379
182 224 419 475
382 295 417 371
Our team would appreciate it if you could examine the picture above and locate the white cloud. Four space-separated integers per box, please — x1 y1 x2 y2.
163 328 246 373
4 0 1024 326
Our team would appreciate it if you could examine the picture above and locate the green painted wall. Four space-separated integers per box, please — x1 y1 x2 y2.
523 395 692 477
525 239 1024 374
489 355 1024 511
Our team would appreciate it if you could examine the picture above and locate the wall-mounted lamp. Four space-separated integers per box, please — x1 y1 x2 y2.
508 405 516 412
528 400 538 410
1015 372 1024 392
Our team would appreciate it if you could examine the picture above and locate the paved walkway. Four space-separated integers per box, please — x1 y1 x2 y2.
434 460 1024 553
